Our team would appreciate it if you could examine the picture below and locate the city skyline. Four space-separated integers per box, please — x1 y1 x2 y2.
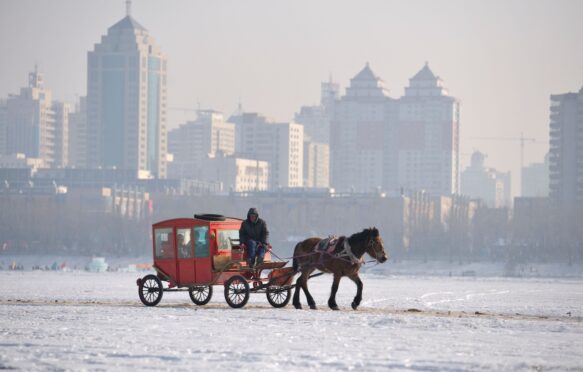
1 0 583 196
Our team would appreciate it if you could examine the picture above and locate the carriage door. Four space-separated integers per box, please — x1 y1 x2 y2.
154 228 176 280
176 227 195 285
194 226 212 284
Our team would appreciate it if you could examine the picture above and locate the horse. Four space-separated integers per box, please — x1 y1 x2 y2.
291 227 388 310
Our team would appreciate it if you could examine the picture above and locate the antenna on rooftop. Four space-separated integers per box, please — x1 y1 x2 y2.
237 97 243 114
126 0 132 16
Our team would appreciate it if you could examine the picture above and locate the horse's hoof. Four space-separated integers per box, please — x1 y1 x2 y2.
328 301 339 310
328 301 336 308
351 302 359 310
309 304 317 310
293 304 302 310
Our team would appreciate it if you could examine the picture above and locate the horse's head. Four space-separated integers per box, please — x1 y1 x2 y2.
365 227 388 263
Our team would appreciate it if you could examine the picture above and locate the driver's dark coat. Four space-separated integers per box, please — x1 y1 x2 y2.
239 208 269 245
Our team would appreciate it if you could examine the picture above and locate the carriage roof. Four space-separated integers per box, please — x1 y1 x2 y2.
152 216 243 228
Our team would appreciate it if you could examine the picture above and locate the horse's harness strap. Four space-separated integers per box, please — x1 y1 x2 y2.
310 236 362 266
337 239 362 265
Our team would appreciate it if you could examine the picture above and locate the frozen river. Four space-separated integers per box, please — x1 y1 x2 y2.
1 270 582 370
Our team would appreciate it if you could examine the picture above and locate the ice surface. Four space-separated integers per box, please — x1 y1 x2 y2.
1 270 582 370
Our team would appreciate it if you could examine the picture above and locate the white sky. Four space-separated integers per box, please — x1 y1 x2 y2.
1 0 582 196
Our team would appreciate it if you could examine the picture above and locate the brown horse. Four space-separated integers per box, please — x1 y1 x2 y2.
292 227 388 310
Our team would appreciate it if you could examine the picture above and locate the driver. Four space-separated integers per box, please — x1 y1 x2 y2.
239 207 270 268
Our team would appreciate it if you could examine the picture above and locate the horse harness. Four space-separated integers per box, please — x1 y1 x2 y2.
313 236 363 266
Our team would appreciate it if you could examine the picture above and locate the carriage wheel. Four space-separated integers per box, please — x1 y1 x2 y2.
189 285 213 305
224 275 250 308
138 274 163 306
266 286 291 308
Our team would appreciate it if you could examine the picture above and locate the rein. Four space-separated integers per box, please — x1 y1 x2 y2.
280 245 378 266
270 248 357 264
272 234 382 266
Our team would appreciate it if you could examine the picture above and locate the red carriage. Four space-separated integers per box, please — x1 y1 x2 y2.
136 214 295 308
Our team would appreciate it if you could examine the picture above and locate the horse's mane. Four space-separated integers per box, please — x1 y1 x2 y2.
347 227 378 245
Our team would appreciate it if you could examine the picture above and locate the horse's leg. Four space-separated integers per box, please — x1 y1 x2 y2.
328 273 341 310
348 273 364 310
292 275 303 309
301 271 317 310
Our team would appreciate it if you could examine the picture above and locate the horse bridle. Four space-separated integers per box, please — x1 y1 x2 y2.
366 235 384 261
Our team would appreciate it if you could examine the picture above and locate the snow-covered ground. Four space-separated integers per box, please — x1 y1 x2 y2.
1 270 582 371
3 255 583 278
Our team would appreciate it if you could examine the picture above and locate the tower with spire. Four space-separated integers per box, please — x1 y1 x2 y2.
398 62 460 195
329 63 398 193
345 62 390 100
86 2 167 177
328 62 460 196
404 62 449 97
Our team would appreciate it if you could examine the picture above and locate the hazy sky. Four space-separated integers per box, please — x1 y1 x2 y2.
1 0 582 195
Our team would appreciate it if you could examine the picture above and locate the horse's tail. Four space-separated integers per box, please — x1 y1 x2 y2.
292 242 301 273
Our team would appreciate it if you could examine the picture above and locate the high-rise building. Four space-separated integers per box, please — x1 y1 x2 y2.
276 122 304 188
549 87 583 203
398 63 460 196
295 80 336 189
68 97 87 167
230 112 271 155
522 153 549 197
461 151 511 207
0 100 6 155
295 78 339 145
331 63 397 193
228 111 268 154
295 105 329 145
167 110 235 179
329 62 460 196
87 6 167 177
303 140 330 188
232 112 304 189
5 68 56 166
52 101 71 167
321 78 340 110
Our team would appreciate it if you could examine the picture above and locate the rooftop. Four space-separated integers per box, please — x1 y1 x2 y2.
411 62 437 81
108 15 147 32
353 62 380 81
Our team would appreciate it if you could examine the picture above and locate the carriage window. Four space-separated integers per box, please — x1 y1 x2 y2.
155 228 174 259
218 230 239 251
177 228 193 258
194 226 209 258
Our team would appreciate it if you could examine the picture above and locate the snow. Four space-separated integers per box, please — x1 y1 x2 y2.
1 269 583 370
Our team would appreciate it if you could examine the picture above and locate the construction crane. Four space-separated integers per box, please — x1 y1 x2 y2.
470 133 538 172
166 104 203 125
168 102 200 113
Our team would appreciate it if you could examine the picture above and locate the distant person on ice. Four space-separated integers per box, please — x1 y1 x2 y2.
239 207 270 268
